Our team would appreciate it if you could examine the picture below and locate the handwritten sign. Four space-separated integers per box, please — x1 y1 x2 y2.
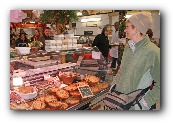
78 85 93 98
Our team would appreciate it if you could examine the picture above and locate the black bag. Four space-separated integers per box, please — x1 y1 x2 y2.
103 84 150 110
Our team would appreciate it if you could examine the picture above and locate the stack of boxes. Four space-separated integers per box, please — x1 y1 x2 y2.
45 34 83 52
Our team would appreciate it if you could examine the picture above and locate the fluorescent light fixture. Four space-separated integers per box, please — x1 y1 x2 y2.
30 21 35 23
125 15 132 18
81 18 101 22
77 12 82 16
89 18 101 21
81 19 88 22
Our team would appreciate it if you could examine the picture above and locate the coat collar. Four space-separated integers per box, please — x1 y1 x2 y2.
128 35 150 53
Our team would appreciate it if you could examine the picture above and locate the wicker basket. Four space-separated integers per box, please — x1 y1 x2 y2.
59 75 76 85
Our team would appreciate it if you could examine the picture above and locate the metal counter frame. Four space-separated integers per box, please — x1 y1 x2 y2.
66 87 110 110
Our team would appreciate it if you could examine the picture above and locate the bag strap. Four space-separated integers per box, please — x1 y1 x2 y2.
110 84 116 93
133 86 151 110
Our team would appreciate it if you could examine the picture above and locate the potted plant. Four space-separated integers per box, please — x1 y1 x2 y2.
29 40 43 53
40 10 79 34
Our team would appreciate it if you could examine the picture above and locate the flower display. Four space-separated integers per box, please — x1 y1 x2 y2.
29 40 43 49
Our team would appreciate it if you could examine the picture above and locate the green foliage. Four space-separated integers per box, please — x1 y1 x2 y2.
117 10 127 66
119 20 126 38
10 52 17 58
40 10 79 25
29 41 43 49
117 45 125 66
119 10 127 39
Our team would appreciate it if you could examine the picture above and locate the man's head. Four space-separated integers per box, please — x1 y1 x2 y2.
19 33 26 40
102 24 112 36
114 22 119 31
44 27 50 36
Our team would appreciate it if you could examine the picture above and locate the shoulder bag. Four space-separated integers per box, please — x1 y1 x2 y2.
103 84 150 110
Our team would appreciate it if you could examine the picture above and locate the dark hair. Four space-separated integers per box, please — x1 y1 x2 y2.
19 32 27 37
114 22 119 26
20 28 25 33
102 24 111 34
35 28 40 32
45 27 50 30
146 28 153 38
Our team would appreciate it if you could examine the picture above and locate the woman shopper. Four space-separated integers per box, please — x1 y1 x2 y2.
111 12 160 110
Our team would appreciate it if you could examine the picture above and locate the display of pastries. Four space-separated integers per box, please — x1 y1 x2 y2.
10 102 33 110
36 81 55 96
48 101 62 110
44 95 57 103
75 81 88 86
56 89 69 99
95 83 109 91
63 84 77 91
84 75 100 86
32 100 46 110
36 96 45 102
90 86 100 94
59 102 68 110
49 88 60 94
44 108 51 110
10 62 111 110
65 97 80 105
18 86 34 94
69 90 81 98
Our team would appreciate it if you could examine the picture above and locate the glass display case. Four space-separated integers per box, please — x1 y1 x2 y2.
10 47 112 110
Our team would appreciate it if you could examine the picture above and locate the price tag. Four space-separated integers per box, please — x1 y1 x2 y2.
44 74 51 80
78 85 93 98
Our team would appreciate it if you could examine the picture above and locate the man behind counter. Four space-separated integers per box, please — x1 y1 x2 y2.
40 27 52 50
15 32 30 47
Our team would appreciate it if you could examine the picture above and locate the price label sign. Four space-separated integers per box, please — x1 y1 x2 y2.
78 85 93 98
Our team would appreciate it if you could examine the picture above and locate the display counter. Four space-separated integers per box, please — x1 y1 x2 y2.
10 47 112 110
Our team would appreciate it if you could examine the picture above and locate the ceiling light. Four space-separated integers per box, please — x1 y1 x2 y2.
125 15 132 18
81 19 88 22
77 12 82 16
81 18 101 22
88 18 101 21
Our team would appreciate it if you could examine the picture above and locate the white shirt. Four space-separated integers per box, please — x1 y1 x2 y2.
110 31 119 58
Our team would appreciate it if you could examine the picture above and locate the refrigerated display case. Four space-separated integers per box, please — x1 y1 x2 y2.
10 47 112 110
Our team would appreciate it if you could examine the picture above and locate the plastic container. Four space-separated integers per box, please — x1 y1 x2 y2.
60 52 66 64
16 87 38 100
15 47 31 54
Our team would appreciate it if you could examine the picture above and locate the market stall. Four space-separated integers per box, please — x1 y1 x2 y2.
10 47 112 110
